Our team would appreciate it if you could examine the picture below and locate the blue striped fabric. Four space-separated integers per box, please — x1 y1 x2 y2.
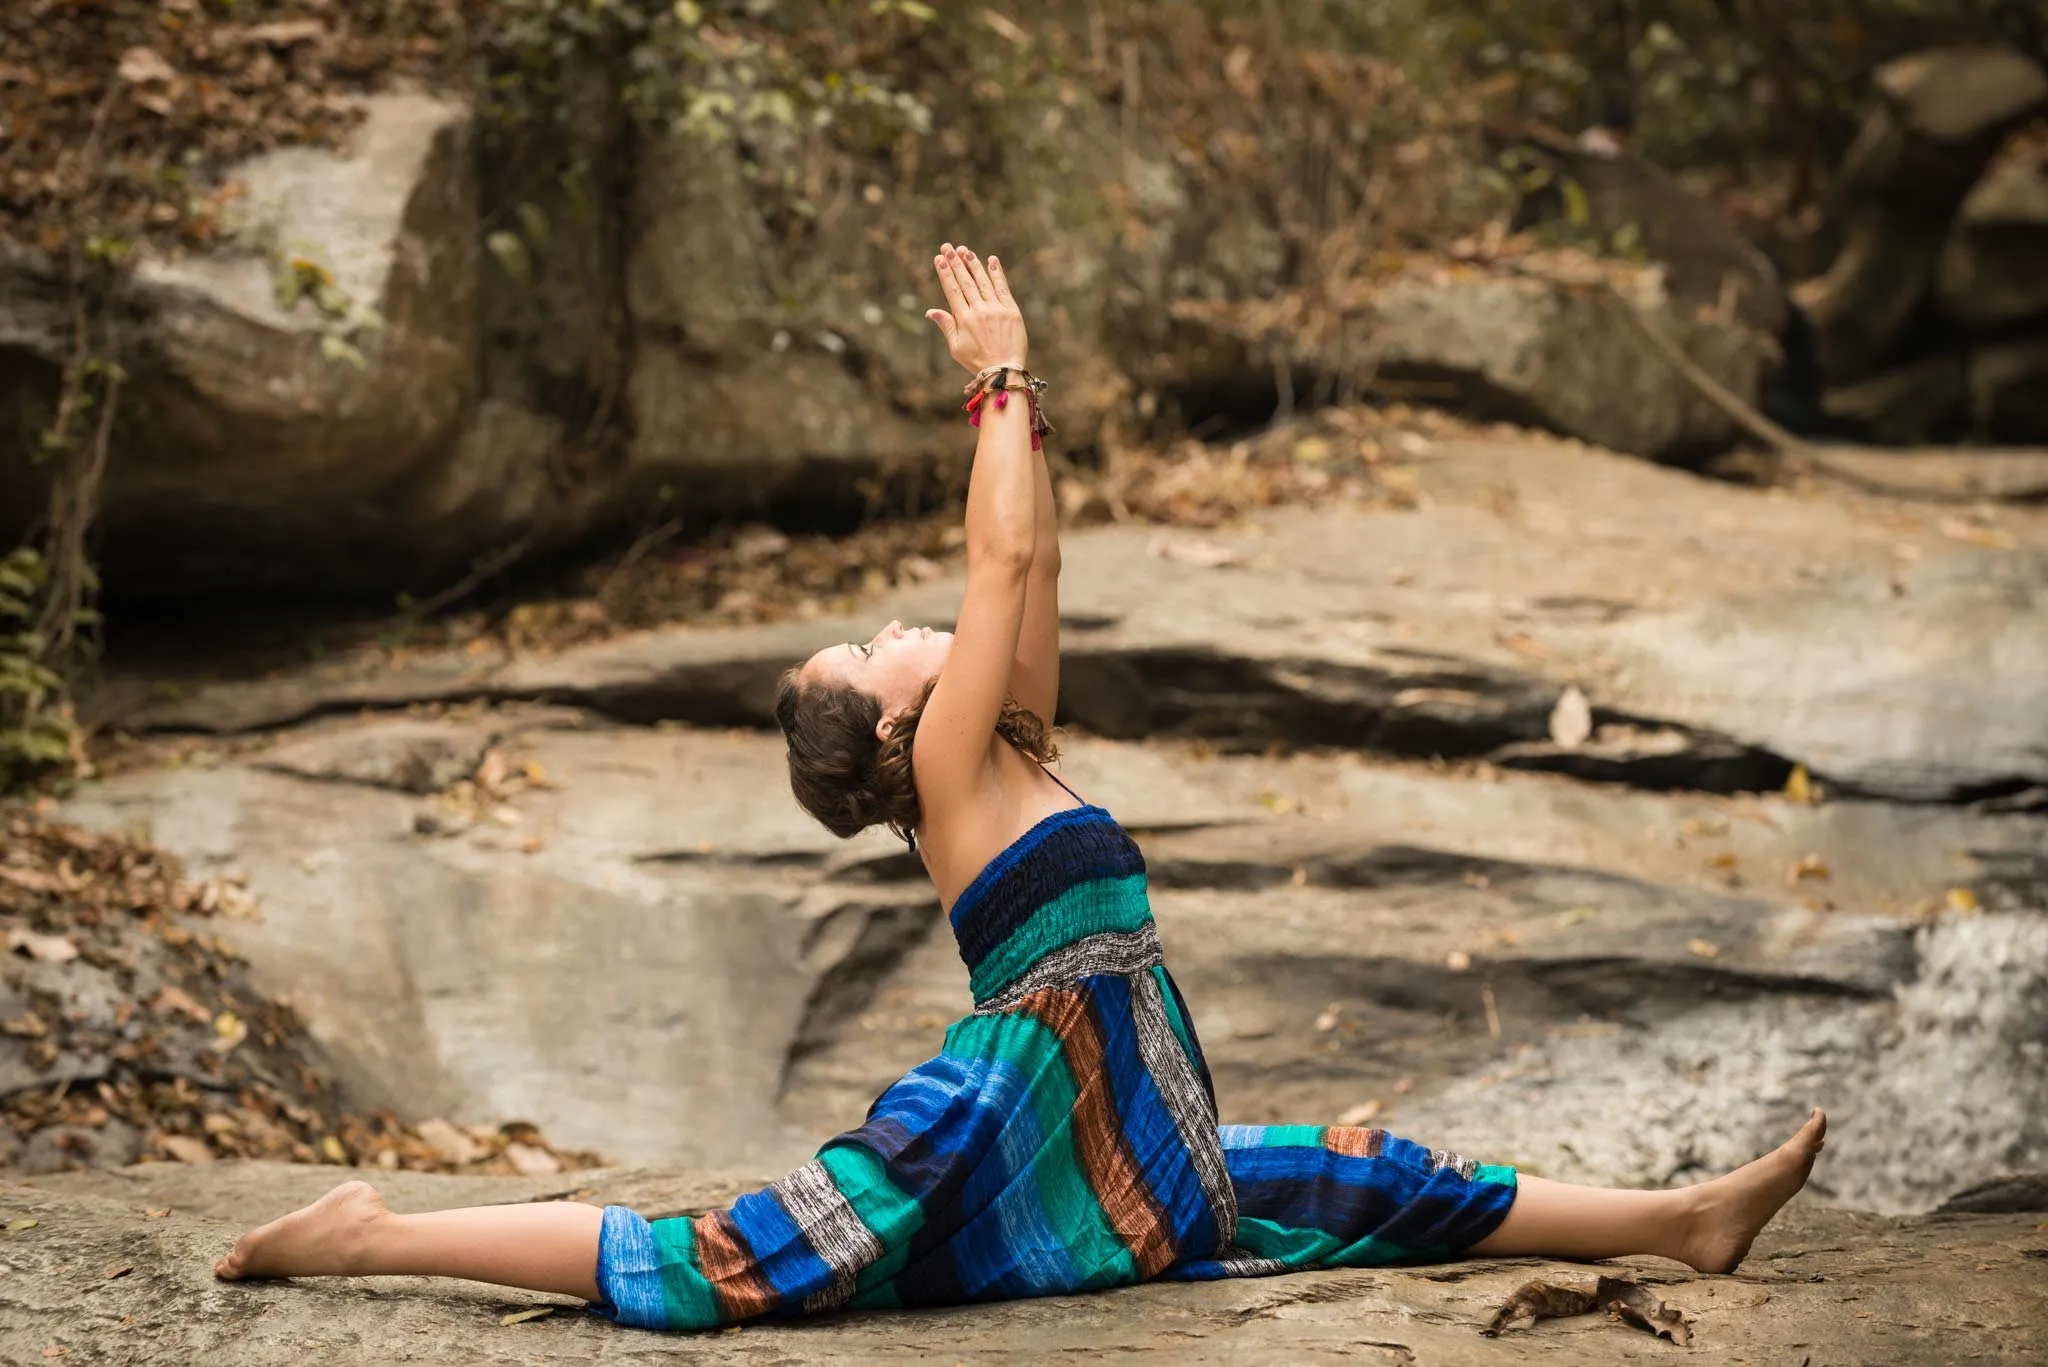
591 805 1516 1330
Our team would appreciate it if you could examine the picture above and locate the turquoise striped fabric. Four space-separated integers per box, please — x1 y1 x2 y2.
591 806 1515 1330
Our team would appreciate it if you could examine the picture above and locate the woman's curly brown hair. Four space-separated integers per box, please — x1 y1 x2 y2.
774 669 1057 847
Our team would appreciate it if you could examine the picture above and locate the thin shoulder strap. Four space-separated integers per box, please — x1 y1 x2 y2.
1040 763 1087 805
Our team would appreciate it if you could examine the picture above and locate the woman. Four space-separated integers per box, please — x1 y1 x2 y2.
216 245 1827 1326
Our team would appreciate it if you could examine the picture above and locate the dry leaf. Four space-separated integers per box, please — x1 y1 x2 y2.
152 986 212 1023
1782 763 1819 804
475 749 510 792
415 1118 485 1167
1482 1279 1598 1336
143 1209 171 1219
505 1143 562 1177
160 1136 213 1165
103 1262 134 1280
1938 517 2017 550
499 1307 555 1327
117 47 177 85
1595 1275 1693 1347
1445 950 1472 971
1313 1004 1342 1033
1687 938 1720 959
319 1136 348 1163
1548 685 1593 749
1483 1276 1692 1346
1497 630 1552 659
1946 887 1980 914
1336 1100 1382 1126
1556 906 1598 928
8 928 79 964
7 1218 40 1233
1147 535 1245 569
1787 855 1830 885
211 1011 249 1053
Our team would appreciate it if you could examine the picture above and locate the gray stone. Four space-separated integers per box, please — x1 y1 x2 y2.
255 716 497 795
1938 148 2048 328
1940 1172 2048 1213
58 710 2048 1214
1802 47 2048 382
1969 337 2048 442
4 1165 2043 1365
0 94 488 599
98 435 2048 802
1507 142 1788 333
1823 354 1968 445
1368 274 1769 456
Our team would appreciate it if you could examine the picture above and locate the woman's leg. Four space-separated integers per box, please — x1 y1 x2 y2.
214 1181 604 1301
1473 1109 1827 1272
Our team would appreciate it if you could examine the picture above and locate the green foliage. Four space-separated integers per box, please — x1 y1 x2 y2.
1421 0 2046 189
0 548 81 793
478 0 935 145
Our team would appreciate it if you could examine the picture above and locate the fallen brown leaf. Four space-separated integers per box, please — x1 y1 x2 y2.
8 928 80 964
7 1218 39 1233
1687 938 1721 959
1787 855 1830 885
1482 1275 1692 1346
499 1307 555 1326
151 986 212 1023
143 1208 170 1219
102 1262 134 1280
1482 1279 1597 1336
1596 1275 1693 1347
1147 534 1245 569
1938 517 2016 550
505 1142 561 1177
1336 1100 1382 1126
415 1118 485 1167
1782 764 1820 804
160 1136 214 1165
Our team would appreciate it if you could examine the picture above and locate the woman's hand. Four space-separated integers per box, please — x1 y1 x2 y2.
925 243 1028 374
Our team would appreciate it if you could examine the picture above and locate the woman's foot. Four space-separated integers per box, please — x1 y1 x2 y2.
1675 1109 1827 1273
214 1180 390 1281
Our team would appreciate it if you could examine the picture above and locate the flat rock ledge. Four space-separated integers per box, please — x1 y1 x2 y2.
4 1164 2045 1365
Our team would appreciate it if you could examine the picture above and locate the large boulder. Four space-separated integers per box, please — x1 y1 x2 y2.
1937 137 2048 329
1505 141 1788 334
1823 353 1969 445
1969 337 2048 441
1367 270 1769 457
0 94 508 600
1801 46 2048 382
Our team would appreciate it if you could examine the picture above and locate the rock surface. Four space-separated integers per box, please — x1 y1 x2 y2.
13 426 2048 1361
1938 143 2048 329
1969 337 2048 443
3 1163 2045 1365
105 437 2048 802
54 435 2048 1217
1368 274 1768 457
1801 46 2048 383
0 94 495 600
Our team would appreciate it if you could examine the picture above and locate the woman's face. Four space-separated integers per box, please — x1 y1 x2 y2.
803 620 954 723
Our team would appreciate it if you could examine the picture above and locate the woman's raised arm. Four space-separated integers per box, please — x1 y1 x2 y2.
908 245 1038 805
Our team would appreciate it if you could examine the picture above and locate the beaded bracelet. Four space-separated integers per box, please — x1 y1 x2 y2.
961 365 1054 450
